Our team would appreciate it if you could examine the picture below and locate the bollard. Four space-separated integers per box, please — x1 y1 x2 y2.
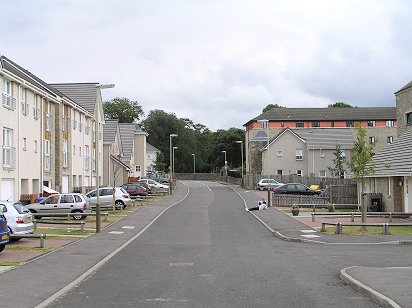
81 223 84 232
321 222 326 232
389 212 393 222
351 213 355 222
40 234 45 248
382 223 390 235
312 213 315 222
335 223 342 234
34 220 37 229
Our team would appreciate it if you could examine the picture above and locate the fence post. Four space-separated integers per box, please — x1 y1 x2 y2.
321 222 326 232
335 223 342 234
382 223 389 235
312 213 315 222
40 234 45 248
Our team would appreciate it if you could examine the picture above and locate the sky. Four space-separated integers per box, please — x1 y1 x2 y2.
2 0 412 131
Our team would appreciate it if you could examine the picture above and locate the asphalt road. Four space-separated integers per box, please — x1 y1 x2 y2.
49 181 410 307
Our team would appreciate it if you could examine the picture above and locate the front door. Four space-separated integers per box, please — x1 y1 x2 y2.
62 176 69 193
405 177 410 213
1 179 14 201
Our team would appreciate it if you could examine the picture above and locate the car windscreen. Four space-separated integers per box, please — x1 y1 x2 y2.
13 203 30 214
120 187 128 194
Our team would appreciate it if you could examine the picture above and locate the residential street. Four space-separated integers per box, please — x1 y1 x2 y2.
47 181 411 307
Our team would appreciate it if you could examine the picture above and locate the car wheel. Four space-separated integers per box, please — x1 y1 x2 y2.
72 210 83 220
0 244 5 252
7 227 20 242
115 200 125 210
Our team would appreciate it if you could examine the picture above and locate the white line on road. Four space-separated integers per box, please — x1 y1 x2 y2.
169 263 194 267
121 226 136 229
108 231 124 234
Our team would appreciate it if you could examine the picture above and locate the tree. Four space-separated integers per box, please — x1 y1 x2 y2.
328 145 346 178
328 102 354 108
347 125 376 227
262 104 285 113
103 97 144 123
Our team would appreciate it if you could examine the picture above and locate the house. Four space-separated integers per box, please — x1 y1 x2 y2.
118 123 148 180
261 128 354 178
244 107 397 175
146 143 160 173
366 82 412 212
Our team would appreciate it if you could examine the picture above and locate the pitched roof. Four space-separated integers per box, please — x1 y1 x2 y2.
245 107 396 127
292 128 354 149
368 128 412 177
50 83 99 114
103 119 119 144
118 123 136 164
146 143 159 152
394 81 412 94
0 56 61 99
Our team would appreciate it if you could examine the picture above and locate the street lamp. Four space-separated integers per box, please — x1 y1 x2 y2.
235 141 244 185
169 134 178 177
222 150 227 165
257 119 270 206
173 146 178 177
95 83 115 233
192 153 196 174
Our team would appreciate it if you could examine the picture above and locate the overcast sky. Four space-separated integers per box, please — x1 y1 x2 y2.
2 0 412 130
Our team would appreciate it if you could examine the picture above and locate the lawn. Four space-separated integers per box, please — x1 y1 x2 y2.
322 226 412 235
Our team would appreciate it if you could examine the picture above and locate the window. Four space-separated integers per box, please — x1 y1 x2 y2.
63 139 68 168
346 121 354 127
79 146 82 156
60 194 74 203
21 88 28 115
85 118 90 135
79 114 83 132
2 79 13 109
312 121 320 127
407 112 412 126
277 150 283 157
320 150 325 158
296 170 303 177
295 149 303 160
44 139 50 171
277 170 283 176
85 145 90 171
23 137 27 151
319 170 326 178
34 140 38 153
340 150 346 159
73 145 76 155
33 95 39 120
386 120 394 127
296 121 304 128
331 121 335 127
369 136 376 145
387 136 394 144
45 101 51 131
2 128 13 168
73 111 77 130
281 121 284 128
260 120 268 129
367 121 376 127
92 148 96 171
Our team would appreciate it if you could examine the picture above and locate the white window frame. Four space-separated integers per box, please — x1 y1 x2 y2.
319 170 326 178
21 88 28 115
277 150 283 157
63 139 68 168
295 149 303 160
73 145 76 156
386 120 394 127
44 139 51 171
320 150 325 158
2 128 13 168
387 136 394 144
296 170 303 177
92 148 96 171
33 95 39 120
135 165 141 172
45 101 51 132
23 137 27 151
369 136 376 145
367 120 376 127
2 79 13 109
85 145 90 171
34 140 38 153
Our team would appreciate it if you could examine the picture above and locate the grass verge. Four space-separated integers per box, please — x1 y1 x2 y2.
323 226 412 235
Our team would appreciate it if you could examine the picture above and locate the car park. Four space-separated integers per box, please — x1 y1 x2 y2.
137 180 152 194
272 183 323 195
257 179 284 190
86 187 132 210
139 178 170 190
0 208 9 252
0 201 34 237
121 183 148 197
25 193 91 220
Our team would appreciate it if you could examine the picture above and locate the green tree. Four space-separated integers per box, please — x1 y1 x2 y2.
328 145 346 178
328 102 354 108
262 103 285 113
347 125 376 227
103 97 144 123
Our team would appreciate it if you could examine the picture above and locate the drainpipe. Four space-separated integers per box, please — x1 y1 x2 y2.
17 85 21 200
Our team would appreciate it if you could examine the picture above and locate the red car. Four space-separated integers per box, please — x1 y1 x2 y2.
121 183 148 196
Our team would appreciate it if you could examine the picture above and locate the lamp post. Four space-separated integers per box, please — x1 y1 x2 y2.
192 153 196 174
95 83 115 233
235 141 244 186
222 150 227 165
257 119 270 206
169 134 178 194
173 146 178 177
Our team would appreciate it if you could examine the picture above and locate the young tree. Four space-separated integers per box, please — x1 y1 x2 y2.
262 103 285 113
328 145 346 178
347 125 376 227
328 102 354 108
103 97 144 123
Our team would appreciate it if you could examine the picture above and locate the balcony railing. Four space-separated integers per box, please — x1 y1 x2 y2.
2 146 16 170
2 93 16 110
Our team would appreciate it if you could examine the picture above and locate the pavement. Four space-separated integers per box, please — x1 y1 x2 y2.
0 181 410 307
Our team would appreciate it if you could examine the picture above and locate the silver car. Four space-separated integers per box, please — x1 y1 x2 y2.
25 193 91 220
85 187 131 210
0 201 34 236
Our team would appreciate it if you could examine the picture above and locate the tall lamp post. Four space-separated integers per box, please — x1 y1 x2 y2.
95 83 115 233
257 119 270 206
169 134 178 194
192 153 196 174
172 146 178 177
222 150 227 176
235 141 244 186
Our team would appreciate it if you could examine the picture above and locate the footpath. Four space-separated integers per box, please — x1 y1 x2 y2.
0 182 410 308
233 184 412 308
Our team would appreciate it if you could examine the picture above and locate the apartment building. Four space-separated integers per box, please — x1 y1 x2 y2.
244 107 397 176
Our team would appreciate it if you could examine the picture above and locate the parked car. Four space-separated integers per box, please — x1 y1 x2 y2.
25 193 91 220
140 179 170 190
85 187 132 210
257 179 284 190
137 180 152 194
121 183 148 197
0 201 34 237
147 171 170 184
0 208 10 252
272 183 323 195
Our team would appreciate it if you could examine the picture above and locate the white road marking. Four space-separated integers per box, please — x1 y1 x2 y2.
121 226 135 229
301 234 321 238
300 230 317 233
169 263 194 267
206 186 212 191
108 231 124 234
